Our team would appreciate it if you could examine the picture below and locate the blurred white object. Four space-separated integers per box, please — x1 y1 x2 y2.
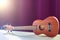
0 30 60 40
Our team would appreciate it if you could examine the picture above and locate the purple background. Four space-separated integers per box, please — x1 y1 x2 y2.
0 0 60 33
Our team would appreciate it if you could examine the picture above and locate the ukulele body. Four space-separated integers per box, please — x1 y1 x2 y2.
33 16 59 37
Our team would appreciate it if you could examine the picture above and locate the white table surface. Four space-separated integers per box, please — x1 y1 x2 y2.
0 30 60 40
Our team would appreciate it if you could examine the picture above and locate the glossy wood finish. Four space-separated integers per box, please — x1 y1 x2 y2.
33 16 59 37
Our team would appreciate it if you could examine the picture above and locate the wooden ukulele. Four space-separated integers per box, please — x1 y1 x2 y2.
4 16 59 37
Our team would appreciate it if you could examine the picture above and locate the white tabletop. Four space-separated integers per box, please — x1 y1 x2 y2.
0 30 60 40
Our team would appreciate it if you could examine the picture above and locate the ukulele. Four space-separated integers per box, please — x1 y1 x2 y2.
4 16 59 37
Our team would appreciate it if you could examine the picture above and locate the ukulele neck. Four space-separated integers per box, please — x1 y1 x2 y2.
13 26 36 31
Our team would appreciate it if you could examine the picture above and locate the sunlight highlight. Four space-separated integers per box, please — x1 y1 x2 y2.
0 0 10 11
0 0 16 18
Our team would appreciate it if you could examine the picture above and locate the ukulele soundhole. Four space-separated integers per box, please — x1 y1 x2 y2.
39 25 44 30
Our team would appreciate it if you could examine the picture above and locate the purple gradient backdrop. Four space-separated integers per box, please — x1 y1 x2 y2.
0 0 60 33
